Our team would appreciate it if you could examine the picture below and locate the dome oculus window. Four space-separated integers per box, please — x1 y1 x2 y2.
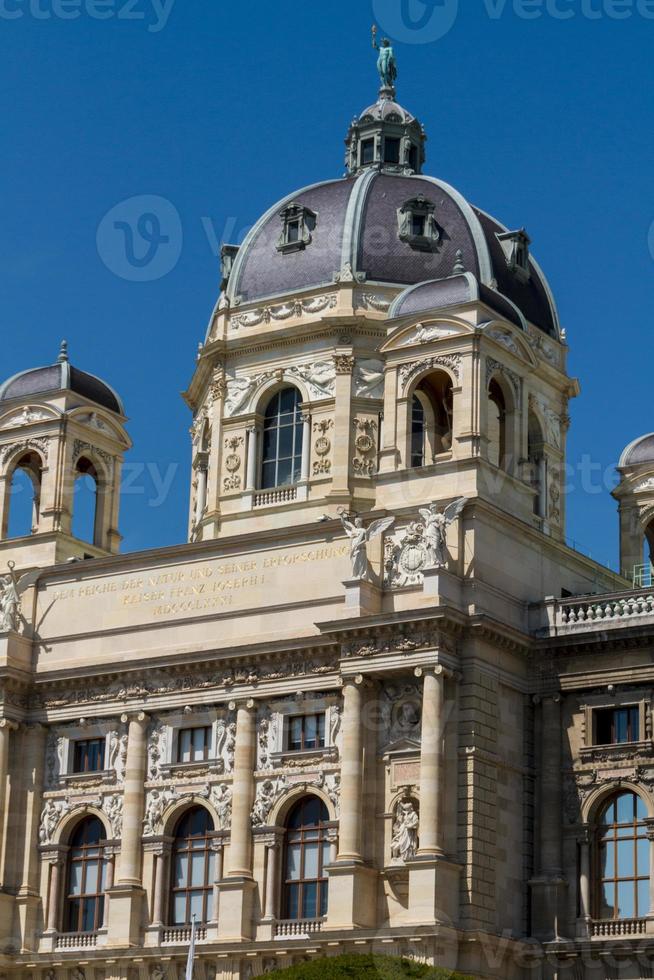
277 203 317 253
397 195 441 252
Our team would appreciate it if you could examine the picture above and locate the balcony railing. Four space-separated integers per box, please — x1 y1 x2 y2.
162 925 208 944
537 588 654 636
254 487 297 508
275 918 325 939
591 918 647 937
55 931 98 949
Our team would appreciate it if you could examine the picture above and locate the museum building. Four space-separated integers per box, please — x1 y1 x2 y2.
0 53 654 980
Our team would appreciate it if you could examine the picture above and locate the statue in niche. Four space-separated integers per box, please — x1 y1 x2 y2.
419 497 468 569
390 799 420 863
337 510 395 581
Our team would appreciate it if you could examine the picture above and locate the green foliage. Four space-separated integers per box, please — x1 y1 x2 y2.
263 954 476 980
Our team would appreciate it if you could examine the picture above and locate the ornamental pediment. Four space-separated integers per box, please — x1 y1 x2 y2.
380 316 472 354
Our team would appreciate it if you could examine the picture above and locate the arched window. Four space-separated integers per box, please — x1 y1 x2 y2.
5 452 42 539
64 816 107 934
410 371 453 468
528 411 546 518
283 796 330 921
72 458 99 544
487 379 507 469
260 388 304 490
171 807 215 926
596 792 650 921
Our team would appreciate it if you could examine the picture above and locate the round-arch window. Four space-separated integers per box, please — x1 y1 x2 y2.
596 792 650 920
64 816 107 934
171 807 215 925
283 797 330 921
261 388 304 490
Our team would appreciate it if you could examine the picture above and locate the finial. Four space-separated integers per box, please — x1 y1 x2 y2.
58 340 69 363
453 250 466 275
372 23 398 97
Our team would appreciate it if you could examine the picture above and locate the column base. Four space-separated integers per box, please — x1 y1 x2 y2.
407 855 461 926
324 861 377 930
421 567 462 606
106 883 146 947
15 890 41 952
39 928 58 953
342 578 382 617
529 875 568 941
575 915 591 939
0 891 16 947
216 876 257 941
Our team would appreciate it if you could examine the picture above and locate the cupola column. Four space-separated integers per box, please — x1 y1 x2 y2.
329 355 354 503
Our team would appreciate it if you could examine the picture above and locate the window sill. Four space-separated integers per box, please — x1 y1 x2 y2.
160 759 225 778
270 746 338 769
580 740 653 762
61 770 116 787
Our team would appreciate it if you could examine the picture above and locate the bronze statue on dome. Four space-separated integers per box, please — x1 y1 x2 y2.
372 25 398 90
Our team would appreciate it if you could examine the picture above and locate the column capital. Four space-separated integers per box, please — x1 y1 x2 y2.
228 698 256 712
0 718 19 733
120 711 150 725
414 664 455 681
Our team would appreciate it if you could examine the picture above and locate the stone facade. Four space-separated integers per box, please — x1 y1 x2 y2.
0 65 652 980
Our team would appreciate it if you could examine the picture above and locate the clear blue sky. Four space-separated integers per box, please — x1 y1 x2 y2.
2 0 651 569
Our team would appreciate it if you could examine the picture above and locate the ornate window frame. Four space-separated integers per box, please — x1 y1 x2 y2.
58 722 115 785
580 693 652 763
277 203 318 254
157 709 223 776
497 229 532 283
397 195 441 253
267 698 340 769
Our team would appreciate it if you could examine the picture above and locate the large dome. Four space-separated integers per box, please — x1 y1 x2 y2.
225 90 560 338
227 171 559 337
0 342 124 415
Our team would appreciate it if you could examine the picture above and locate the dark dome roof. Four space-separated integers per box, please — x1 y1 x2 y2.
226 170 560 337
389 273 526 330
0 343 124 415
620 434 654 469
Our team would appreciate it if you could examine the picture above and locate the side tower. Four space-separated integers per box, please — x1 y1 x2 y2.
0 342 130 569
613 433 654 583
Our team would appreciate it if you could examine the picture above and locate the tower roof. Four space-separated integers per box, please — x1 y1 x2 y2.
0 341 124 415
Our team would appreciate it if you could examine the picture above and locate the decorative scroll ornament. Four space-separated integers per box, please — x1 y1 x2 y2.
147 721 168 781
352 418 378 477
390 797 420 863
333 354 355 376
0 436 49 466
399 354 461 392
355 292 391 312
384 521 429 588
313 419 333 476
72 439 114 475
216 718 236 773
108 730 128 783
230 294 337 330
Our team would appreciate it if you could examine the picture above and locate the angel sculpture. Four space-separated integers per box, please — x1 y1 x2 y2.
339 511 395 581
0 562 40 633
419 497 469 570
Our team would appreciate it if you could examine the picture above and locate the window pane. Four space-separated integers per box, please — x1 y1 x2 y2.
302 882 318 919
173 893 187 925
286 845 301 881
637 838 649 876
208 851 215 884
278 424 294 459
304 716 317 748
600 842 614 878
616 710 628 744
616 794 634 825
317 714 325 746
600 799 616 825
636 795 648 821
206 891 214 921
322 841 331 869
617 840 635 879
304 843 320 879
179 730 191 763
601 882 616 918
81 897 97 933
261 461 276 490
617 880 635 919
190 853 206 887
174 854 188 888
66 898 81 932
286 883 299 920
276 458 292 487
69 863 83 895
85 861 99 895
189 891 204 922
638 878 650 917
630 707 640 741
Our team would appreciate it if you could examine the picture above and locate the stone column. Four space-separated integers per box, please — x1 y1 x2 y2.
300 415 311 483
12 723 47 952
46 855 64 932
102 852 115 928
117 713 149 885
263 842 280 921
337 676 364 863
416 666 446 858
108 712 149 947
151 849 166 926
577 829 591 937
378 367 399 474
194 456 209 527
540 695 562 876
0 719 17 885
329 354 354 502
218 700 257 941
245 427 258 492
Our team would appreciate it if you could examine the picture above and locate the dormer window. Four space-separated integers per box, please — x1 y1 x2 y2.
384 137 401 165
220 243 239 291
361 139 375 166
397 195 441 252
277 203 317 253
497 229 532 282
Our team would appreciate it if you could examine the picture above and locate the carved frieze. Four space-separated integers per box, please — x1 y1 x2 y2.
486 357 521 408
0 436 49 466
230 294 337 331
399 354 461 393
353 359 385 400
